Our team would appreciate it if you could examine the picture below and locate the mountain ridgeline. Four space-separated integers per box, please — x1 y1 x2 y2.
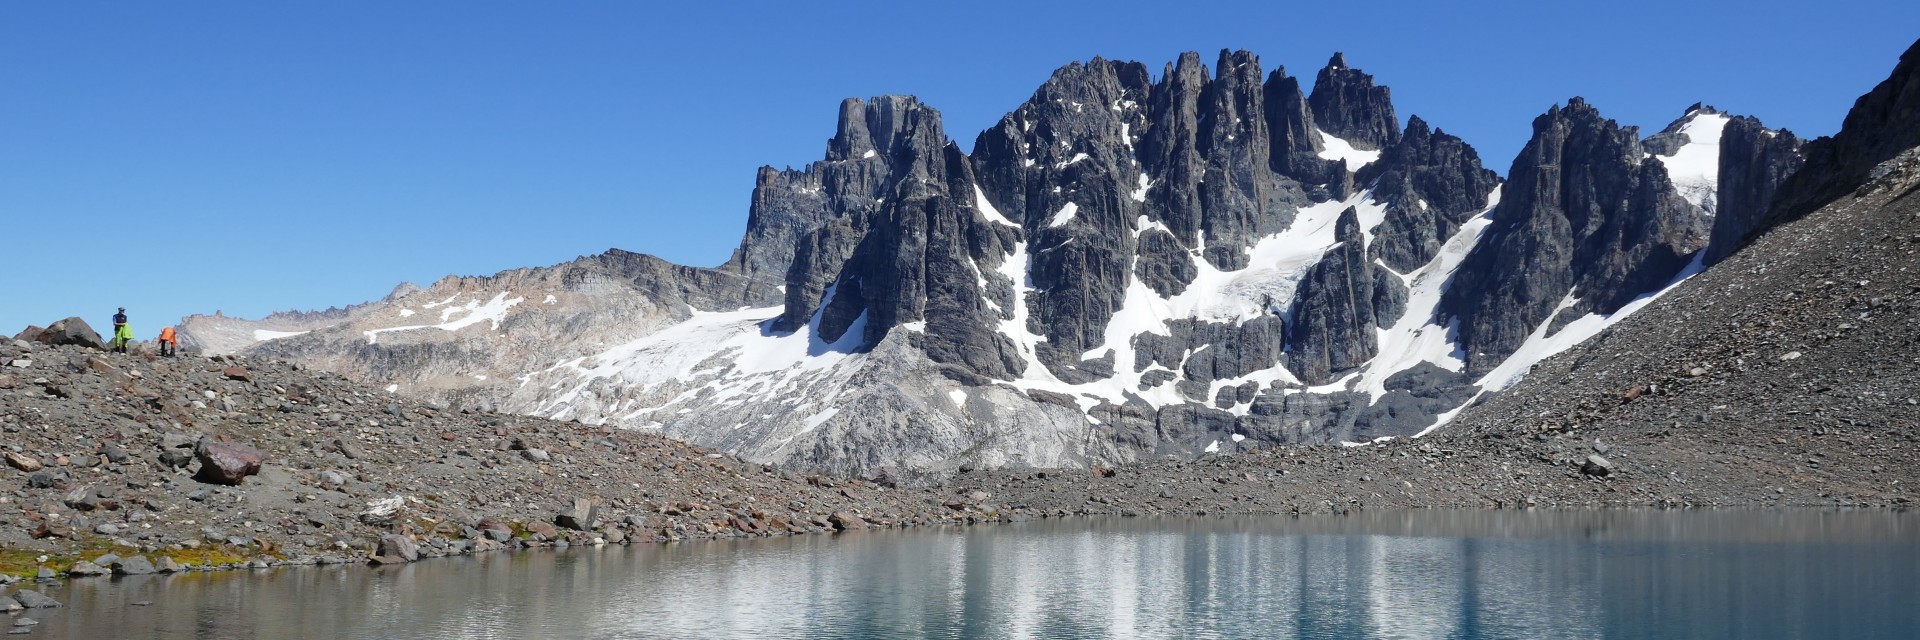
183 49 1817 477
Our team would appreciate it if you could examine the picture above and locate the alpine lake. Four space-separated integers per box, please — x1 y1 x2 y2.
23 509 1918 639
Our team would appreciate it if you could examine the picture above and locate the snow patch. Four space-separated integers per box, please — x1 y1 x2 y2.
974 185 1019 227
364 292 523 344
1047 202 1079 228
1654 111 1730 211
252 329 309 342
1316 129 1382 169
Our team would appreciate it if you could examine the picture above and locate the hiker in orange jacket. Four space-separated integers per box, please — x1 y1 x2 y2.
157 326 178 357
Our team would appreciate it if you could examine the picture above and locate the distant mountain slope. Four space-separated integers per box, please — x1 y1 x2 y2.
1444 38 1920 493
181 48 1818 476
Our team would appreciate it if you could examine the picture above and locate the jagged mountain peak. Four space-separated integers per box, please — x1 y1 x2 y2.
176 45 1840 478
1310 53 1400 150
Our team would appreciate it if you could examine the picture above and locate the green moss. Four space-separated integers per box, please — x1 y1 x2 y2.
0 541 269 578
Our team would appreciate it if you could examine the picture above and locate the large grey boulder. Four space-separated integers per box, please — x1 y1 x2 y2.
36 317 106 350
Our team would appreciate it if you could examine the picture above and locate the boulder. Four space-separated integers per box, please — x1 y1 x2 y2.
475 518 513 542
193 439 265 485
35 317 105 350
67 561 110 577
827 511 868 531
222 366 251 382
1582 454 1616 477
13 590 60 608
111 556 157 575
378 534 420 563
157 433 199 468
61 485 99 511
156 557 185 573
554 498 599 531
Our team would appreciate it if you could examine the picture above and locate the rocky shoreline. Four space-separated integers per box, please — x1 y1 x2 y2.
1 337 1911 608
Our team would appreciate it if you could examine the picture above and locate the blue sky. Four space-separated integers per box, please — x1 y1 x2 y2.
3 1 1916 336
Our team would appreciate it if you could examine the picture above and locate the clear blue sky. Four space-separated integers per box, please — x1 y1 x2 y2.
4 1 1916 336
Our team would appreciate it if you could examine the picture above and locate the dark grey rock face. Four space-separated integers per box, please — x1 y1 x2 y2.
1131 317 1285 394
1357 116 1502 271
1439 98 1705 375
1308 52 1400 150
1287 207 1380 384
972 57 1153 380
1767 38 1920 229
1706 116 1805 265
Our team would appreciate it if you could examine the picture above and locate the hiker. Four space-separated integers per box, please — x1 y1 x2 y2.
157 326 178 357
111 307 132 353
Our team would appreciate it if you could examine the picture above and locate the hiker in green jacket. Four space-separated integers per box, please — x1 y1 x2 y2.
111 307 132 353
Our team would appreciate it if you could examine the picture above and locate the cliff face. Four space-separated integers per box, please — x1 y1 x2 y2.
177 45 1840 476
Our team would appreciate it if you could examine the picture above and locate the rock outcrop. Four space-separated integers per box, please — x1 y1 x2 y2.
1766 38 1920 230
1440 98 1707 375
1706 116 1805 264
1308 53 1400 150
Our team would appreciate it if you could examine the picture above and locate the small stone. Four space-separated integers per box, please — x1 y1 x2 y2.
156 557 184 573
521 449 551 463
4 452 43 472
1593 441 1611 455
1779 351 1802 361
1158 488 1175 499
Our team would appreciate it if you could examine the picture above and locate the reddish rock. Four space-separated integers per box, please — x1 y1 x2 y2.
12 326 44 342
193 440 265 485
222 366 252 382
5 451 43 472
828 511 868 531
476 518 514 541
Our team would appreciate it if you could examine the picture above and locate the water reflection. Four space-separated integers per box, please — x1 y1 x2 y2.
26 510 1920 639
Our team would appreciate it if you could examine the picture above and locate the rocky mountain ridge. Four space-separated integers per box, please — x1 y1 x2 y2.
178 48 1821 477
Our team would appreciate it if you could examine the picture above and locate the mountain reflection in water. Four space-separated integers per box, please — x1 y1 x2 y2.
28 510 1920 639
